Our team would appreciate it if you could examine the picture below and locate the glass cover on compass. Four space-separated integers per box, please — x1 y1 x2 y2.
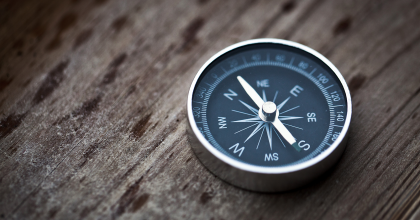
191 43 348 167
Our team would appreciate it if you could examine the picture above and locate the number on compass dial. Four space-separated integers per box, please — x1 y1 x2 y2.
192 44 347 167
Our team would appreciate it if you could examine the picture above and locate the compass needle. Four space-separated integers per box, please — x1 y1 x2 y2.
274 128 287 148
237 76 264 108
188 39 351 192
236 76 298 149
272 118 299 150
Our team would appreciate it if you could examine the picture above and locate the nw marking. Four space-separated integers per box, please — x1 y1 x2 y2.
218 117 227 129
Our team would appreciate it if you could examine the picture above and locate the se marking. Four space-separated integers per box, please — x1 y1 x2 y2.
307 113 316 122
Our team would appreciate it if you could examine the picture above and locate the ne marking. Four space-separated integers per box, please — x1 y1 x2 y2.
257 80 269 88
309 68 317 75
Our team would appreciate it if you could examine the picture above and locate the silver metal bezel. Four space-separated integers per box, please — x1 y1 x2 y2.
187 38 352 191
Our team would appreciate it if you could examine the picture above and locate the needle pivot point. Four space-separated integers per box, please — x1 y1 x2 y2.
259 101 278 122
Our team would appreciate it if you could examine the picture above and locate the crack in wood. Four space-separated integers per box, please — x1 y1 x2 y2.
32 60 69 105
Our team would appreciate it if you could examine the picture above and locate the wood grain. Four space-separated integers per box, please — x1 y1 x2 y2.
1 0 420 219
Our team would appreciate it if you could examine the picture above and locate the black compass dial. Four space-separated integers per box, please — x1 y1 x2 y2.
191 43 348 167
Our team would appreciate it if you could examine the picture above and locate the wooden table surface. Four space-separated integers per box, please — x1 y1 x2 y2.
1 0 420 219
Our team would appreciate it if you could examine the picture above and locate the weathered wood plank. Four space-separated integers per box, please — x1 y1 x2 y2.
1 0 420 219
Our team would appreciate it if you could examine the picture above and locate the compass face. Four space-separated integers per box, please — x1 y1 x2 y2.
190 41 349 168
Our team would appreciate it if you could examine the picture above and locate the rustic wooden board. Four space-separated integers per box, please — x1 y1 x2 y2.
1 0 420 219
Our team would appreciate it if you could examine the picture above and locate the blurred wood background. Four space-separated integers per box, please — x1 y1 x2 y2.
1 0 420 219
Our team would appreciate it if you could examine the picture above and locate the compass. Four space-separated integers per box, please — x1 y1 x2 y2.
187 39 352 192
